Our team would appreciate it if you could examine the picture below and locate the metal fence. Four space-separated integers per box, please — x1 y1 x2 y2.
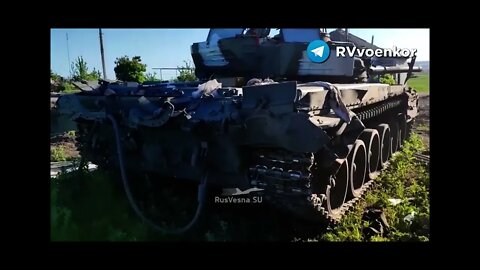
151 67 195 81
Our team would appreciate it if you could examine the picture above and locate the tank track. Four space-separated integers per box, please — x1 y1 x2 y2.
248 95 408 224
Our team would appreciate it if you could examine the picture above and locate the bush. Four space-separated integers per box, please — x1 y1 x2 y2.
51 70 62 82
379 74 396 85
51 70 72 93
51 146 67 162
175 61 197 82
114 56 147 83
71 56 101 81
61 82 80 93
145 72 160 82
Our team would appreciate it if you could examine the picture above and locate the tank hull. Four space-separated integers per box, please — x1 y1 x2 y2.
55 80 418 222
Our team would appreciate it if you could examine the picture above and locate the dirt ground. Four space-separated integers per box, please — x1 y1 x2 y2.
50 132 80 159
412 93 430 153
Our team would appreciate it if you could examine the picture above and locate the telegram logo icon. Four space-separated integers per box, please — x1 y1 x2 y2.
307 40 330 63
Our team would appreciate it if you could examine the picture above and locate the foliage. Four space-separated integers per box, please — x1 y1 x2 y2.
51 146 67 162
71 56 101 81
379 74 396 85
145 72 160 82
322 134 429 241
61 82 80 93
51 183 78 240
51 170 150 241
50 133 429 241
51 70 79 93
408 73 429 93
114 56 147 83
51 70 62 82
174 61 197 82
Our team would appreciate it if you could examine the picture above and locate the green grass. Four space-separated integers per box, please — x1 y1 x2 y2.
51 170 211 241
51 134 429 241
51 146 67 162
408 73 429 93
50 145 78 162
322 133 429 241
51 170 151 241
61 82 81 94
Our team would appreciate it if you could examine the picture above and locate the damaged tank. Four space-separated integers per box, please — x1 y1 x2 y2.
54 28 421 231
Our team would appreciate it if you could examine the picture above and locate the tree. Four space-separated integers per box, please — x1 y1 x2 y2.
50 69 77 93
145 72 160 82
50 70 63 82
175 61 197 82
114 56 147 83
71 56 102 81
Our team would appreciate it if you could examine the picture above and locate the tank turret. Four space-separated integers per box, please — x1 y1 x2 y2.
191 28 421 86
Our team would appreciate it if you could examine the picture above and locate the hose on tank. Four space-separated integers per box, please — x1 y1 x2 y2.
107 114 207 234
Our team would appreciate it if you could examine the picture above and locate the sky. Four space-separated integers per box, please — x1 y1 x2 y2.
50 28 429 80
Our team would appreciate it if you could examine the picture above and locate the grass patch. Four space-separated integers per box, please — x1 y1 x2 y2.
51 146 67 162
408 73 429 93
51 170 152 241
51 134 429 241
415 124 429 132
61 82 81 94
321 133 429 241
51 145 78 162
50 169 211 241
